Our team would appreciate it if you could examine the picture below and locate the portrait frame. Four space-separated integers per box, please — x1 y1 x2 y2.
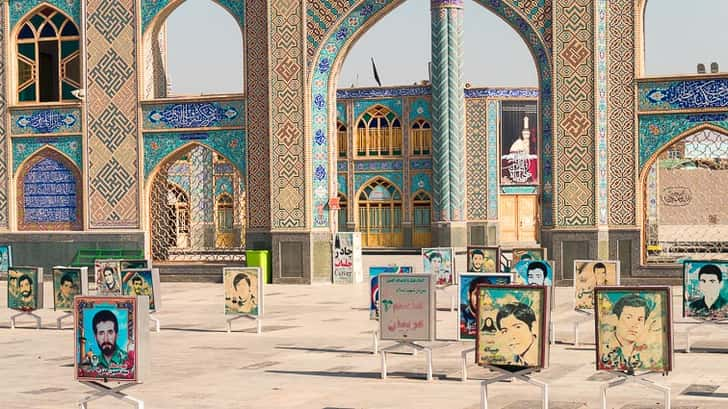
378 273 435 342
52 266 88 312
422 247 456 286
475 284 550 371
573 260 620 312
457 272 514 341
74 295 150 383
512 247 547 265
223 267 263 317
369 265 413 320
512 259 554 287
594 286 673 374
120 259 150 270
121 268 161 312
0 244 12 272
466 246 501 273
682 260 728 320
94 259 123 296
7 266 43 311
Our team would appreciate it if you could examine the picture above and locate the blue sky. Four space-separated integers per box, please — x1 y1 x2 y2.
164 0 728 95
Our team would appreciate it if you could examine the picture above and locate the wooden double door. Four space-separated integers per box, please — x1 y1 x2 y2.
499 194 538 243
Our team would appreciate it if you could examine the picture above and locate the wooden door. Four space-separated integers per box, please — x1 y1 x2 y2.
499 195 518 242
517 195 537 242
499 194 538 242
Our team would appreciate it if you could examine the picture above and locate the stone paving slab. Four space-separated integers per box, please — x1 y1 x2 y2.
2 271 728 408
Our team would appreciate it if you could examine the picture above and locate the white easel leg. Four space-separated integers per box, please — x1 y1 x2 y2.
57 312 73 329
10 311 41 330
372 329 379 355
149 315 160 333
461 347 475 382
78 382 143 409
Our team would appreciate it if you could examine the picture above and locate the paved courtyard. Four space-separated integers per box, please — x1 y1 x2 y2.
3 255 728 409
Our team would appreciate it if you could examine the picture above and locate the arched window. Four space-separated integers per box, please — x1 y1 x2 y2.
337 192 348 228
357 177 403 247
412 190 432 248
16 6 80 103
216 193 234 232
337 121 348 158
411 119 432 155
356 105 402 157
18 151 82 230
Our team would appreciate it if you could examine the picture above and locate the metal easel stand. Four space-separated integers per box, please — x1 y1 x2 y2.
226 314 262 334
680 319 728 353
10 311 42 330
381 341 433 381
372 328 379 354
600 371 670 409
460 346 475 381
78 381 144 409
57 312 74 329
572 310 594 347
480 365 548 409
149 314 160 333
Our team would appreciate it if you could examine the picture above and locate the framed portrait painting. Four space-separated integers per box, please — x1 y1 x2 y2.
95 260 122 296
369 265 413 320
75 296 150 383
458 273 513 340
378 274 435 342
595 287 673 373
122 268 161 312
466 246 500 273
513 259 554 286
53 266 88 312
683 260 728 320
422 247 455 286
512 248 547 265
8 266 43 311
120 259 149 270
0 244 12 272
224 267 263 317
574 260 620 311
475 285 549 370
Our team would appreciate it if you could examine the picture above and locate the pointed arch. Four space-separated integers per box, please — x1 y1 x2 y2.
15 4 80 103
16 147 82 231
309 0 553 228
411 118 432 156
355 176 403 248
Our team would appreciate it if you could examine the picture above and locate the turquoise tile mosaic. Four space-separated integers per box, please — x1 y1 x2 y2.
142 99 245 130
354 172 403 194
337 173 347 196
409 98 432 122
143 130 245 180
11 107 82 135
353 98 402 122
10 0 80 29
13 135 82 173
215 176 233 196
141 0 243 33
411 173 432 194
638 78 728 112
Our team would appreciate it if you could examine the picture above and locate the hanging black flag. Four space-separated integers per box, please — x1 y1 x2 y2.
371 57 382 87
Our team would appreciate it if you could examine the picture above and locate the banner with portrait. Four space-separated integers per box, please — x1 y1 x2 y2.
0 244 12 272
224 267 263 317
574 260 620 311
422 247 455 286
683 260 728 320
378 274 434 341
595 287 673 373
53 266 88 312
122 268 161 312
458 273 513 340
476 285 549 370
501 100 538 185
75 296 150 383
466 246 500 273
8 266 43 311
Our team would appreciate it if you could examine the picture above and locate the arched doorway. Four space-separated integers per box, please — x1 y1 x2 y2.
356 177 403 247
149 144 245 261
642 126 728 263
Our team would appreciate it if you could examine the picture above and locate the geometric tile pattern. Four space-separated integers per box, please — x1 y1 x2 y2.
10 0 80 30
86 0 139 227
638 113 728 170
595 0 607 225
465 98 488 221
13 135 83 173
310 0 554 227
0 7 7 228
446 5 466 222
245 0 272 230
141 0 244 33
607 0 636 225
305 0 357 66
487 100 499 220
270 0 306 229
431 6 451 221
554 0 595 227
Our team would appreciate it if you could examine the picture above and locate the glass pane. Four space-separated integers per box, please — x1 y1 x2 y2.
18 43 35 59
51 13 67 30
30 15 45 29
61 81 75 100
63 55 80 84
40 24 56 38
61 40 79 58
19 85 36 102
61 22 79 36
18 24 34 39
18 59 33 87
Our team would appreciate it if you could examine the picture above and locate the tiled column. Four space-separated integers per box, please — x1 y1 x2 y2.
189 146 214 248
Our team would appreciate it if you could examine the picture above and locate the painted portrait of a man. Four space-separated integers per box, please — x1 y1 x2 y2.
8 267 41 311
224 267 261 316
684 261 728 319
